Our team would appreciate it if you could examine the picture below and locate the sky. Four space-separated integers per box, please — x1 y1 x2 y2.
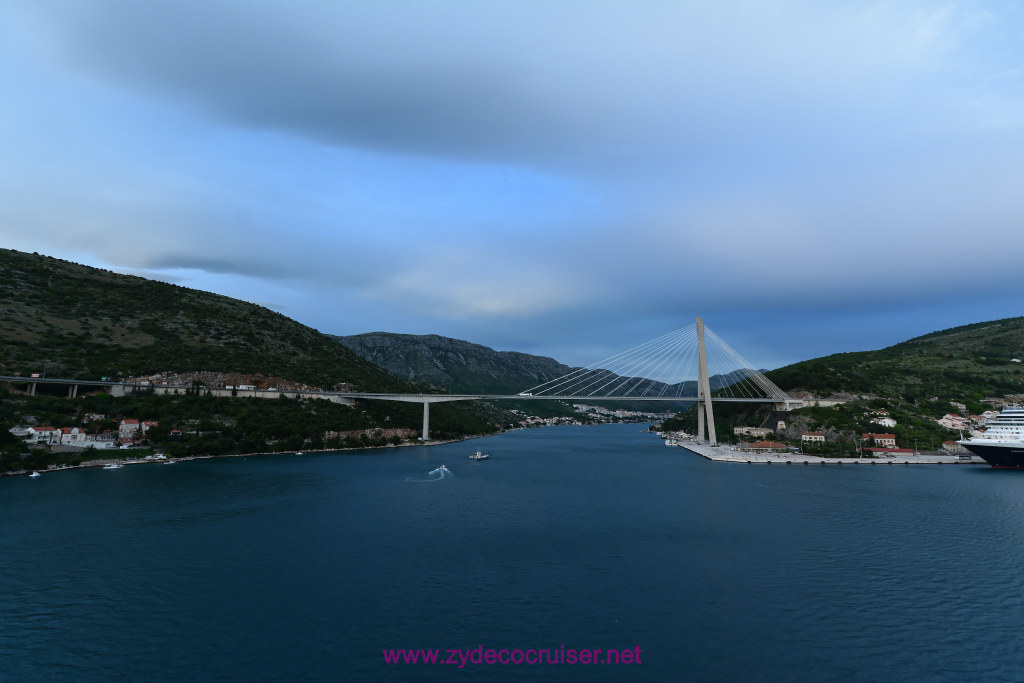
1 0 1022 371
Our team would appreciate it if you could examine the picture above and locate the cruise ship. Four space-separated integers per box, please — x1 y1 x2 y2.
959 405 1024 468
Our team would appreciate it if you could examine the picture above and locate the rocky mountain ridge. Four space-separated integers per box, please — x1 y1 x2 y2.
332 332 573 395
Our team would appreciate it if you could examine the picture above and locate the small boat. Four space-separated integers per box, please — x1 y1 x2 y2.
28 471 41 478
469 450 490 461
103 463 124 469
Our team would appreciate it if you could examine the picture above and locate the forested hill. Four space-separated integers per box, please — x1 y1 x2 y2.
0 249 408 391
766 317 1024 400
332 332 573 394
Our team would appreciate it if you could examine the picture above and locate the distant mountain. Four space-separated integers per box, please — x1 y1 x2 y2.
0 248 409 391
332 332 736 405
766 317 1024 401
332 332 572 395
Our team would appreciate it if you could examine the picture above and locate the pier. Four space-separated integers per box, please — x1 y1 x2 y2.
677 441 986 465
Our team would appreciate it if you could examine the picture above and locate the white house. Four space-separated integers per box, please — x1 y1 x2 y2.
26 426 59 445
85 433 117 449
58 427 88 447
119 419 140 438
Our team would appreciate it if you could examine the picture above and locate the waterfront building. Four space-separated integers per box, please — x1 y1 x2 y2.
119 419 140 438
26 426 59 445
863 433 896 447
58 427 87 447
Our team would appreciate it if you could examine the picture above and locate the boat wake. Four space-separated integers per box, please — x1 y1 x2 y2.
406 465 453 483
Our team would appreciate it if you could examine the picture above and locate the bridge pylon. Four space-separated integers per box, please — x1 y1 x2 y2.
696 317 717 446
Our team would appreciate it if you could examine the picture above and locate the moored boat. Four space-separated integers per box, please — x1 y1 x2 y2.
959 405 1024 468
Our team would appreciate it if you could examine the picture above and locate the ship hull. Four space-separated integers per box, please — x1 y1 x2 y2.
961 443 1024 468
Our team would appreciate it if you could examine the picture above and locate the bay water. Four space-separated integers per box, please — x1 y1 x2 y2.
2 423 1022 681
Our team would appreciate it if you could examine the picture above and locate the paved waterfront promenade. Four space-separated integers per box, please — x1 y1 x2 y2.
677 441 986 465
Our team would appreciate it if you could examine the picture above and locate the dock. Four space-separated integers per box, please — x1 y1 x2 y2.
677 441 986 465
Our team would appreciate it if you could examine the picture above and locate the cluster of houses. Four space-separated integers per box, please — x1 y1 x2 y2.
572 404 676 423
740 432 907 454
8 419 159 450
932 407 1002 454
936 410 999 433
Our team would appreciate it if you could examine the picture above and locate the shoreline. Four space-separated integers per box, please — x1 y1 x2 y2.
2 422 647 479
1 433 492 478
677 441 987 465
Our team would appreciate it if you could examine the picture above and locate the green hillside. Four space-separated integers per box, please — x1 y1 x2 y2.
0 249 515 472
765 317 1024 401
0 249 405 390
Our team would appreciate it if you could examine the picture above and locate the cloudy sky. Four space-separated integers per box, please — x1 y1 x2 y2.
1 0 1021 370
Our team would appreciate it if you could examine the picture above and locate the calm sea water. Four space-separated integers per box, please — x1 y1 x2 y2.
2 423 1023 682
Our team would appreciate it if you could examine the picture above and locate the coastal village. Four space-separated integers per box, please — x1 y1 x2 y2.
2 381 679 471
7 392 1013 460
9 417 160 451
661 395 1024 458
8 404 678 452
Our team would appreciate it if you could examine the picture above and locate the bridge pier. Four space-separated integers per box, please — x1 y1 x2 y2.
30 382 37 396
696 317 718 446
339 394 481 441
68 384 78 398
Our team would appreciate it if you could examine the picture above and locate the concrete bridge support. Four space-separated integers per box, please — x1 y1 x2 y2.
696 317 718 447
350 395 481 441
413 396 480 440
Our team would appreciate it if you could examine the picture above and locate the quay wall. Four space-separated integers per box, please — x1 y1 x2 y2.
676 441 985 465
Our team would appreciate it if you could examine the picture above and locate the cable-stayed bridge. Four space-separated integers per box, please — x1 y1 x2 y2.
517 318 789 402
1 318 795 446
509 317 795 446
